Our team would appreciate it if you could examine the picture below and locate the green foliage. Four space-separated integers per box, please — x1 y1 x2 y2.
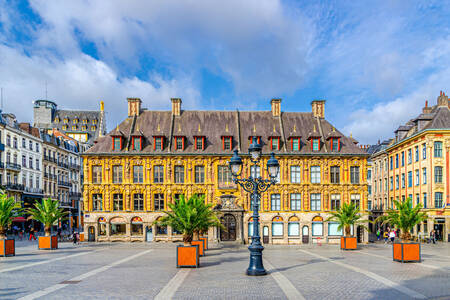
0 190 22 239
154 194 222 244
326 202 367 236
376 197 427 241
27 198 67 236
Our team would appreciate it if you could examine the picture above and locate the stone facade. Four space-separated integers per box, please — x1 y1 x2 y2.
83 97 369 244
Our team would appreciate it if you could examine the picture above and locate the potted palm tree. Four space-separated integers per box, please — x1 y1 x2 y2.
376 197 427 263
0 191 22 257
326 202 367 250
155 194 221 267
27 198 67 250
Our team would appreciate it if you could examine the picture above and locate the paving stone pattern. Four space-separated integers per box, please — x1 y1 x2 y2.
0 240 449 299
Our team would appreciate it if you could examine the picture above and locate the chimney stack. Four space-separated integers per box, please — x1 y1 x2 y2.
437 91 448 107
311 100 326 118
423 100 432 114
127 98 142 117
171 98 182 116
270 99 281 117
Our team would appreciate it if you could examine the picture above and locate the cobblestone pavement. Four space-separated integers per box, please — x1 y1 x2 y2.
1 240 449 300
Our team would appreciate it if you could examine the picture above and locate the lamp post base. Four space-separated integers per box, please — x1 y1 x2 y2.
246 244 267 276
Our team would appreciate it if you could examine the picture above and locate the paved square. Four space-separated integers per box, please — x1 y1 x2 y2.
1 240 449 299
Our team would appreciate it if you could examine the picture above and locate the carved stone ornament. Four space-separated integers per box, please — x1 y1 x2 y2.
219 195 243 211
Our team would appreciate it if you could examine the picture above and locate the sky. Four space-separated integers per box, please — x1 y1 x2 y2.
1 0 450 144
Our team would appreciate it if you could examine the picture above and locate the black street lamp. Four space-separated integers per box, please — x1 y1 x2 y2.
228 137 279 276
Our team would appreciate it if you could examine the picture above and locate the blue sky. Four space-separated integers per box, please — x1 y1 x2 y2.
1 1 450 144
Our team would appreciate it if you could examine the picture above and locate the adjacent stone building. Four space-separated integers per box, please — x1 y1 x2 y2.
83 97 369 244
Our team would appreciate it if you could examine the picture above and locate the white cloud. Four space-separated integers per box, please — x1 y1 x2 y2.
0 44 200 130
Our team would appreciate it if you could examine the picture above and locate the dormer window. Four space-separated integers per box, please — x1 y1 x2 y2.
54 117 60 123
175 136 185 150
83 119 88 124
153 136 164 150
112 137 122 150
64 118 69 124
132 137 142 151
270 137 280 150
222 136 232 150
62 125 68 130
194 136 205 150
73 118 78 124
331 138 340 152
72 125 77 131
290 137 301 151
312 138 320 151
92 119 98 125
91 125 96 131
248 136 261 145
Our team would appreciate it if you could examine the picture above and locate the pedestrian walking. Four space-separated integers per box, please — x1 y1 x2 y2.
18 229 23 241
383 231 389 243
389 230 395 243
57 227 62 242
376 229 381 241
29 227 36 241
72 231 78 245
430 230 436 244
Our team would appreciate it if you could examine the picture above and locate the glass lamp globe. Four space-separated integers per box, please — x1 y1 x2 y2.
248 137 262 161
229 150 243 177
267 152 280 179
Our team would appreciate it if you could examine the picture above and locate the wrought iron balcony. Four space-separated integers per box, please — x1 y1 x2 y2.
24 187 44 194
58 181 71 187
5 183 24 191
5 162 21 171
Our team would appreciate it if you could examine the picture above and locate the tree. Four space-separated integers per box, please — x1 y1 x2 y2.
376 197 427 242
27 198 67 237
326 202 367 237
154 194 222 245
0 190 22 240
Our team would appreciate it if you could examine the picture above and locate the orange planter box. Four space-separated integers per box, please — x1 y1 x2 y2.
393 242 421 262
341 237 357 250
39 236 58 250
0 239 15 257
177 245 199 268
79 233 85 242
191 240 205 256
199 237 208 250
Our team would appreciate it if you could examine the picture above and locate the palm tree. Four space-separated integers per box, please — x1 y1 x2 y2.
326 202 367 237
155 194 222 245
376 197 427 242
27 198 67 237
0 190 22 240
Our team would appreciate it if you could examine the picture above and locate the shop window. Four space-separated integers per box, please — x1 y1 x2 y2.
288 216 300 236
272 216 283 236
156 221 167 235
328 222 342 236
131 217 143 236
110 217 126 235
312 216 323 236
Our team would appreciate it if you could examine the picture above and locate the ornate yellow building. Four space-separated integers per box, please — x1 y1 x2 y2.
83 98 369 244
371 92 450 241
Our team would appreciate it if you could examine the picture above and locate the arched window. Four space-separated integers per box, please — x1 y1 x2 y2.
110 217 126 235
131 217 143 236
98 217 106 236
288 216 300 236
312 216 323 236
272 216 283 236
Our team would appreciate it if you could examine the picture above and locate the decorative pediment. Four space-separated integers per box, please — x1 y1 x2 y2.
216 195 244 211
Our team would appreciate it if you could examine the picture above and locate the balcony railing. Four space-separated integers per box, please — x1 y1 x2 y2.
69 163 81 170
58 181 72 187
5 162 21 171
5 183 24 191
24 187 44 194
58 161 69 169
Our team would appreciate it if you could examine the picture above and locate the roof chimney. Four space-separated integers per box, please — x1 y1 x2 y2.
127 98 142 117
437 91 448 107
270 99 281 117
171 98 182 116
311 100 326 118
423 100 432 114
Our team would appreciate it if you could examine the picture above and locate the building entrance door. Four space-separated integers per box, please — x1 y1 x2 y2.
263 226 269 244
146 226 153 242
302 226 309 244
357 226 363 243
434 223 444 241
220 214 236 241
88 226 95 242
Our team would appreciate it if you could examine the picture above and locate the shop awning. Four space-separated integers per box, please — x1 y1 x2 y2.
13 217 26 222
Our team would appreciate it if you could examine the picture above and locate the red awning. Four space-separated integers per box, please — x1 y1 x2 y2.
13 217 26 222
